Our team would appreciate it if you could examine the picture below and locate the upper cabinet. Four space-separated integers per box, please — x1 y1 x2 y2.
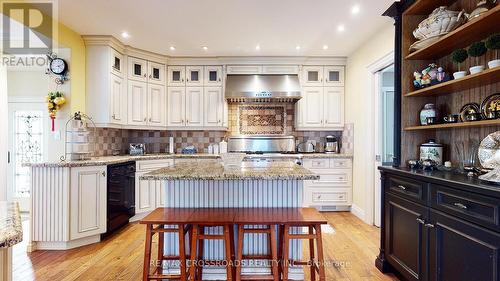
186 66 204 86
110 49 124 77
148 61 166 85
168 66 186 86
297 65 345 131
128 57 148 82
204 66 223 86
226 64 300 75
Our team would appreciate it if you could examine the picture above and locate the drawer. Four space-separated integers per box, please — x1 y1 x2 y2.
387 176 426 204
306 188 351 205
313 171 351 185
431 184 500 231
304 159 329 169
330 158 352 169
136 159 174 171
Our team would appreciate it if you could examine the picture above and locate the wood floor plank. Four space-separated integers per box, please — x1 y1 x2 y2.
12 212 398 281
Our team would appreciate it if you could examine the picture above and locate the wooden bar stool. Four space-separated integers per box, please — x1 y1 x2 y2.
234 208 280 281
140 208 194 281
188 208 235 281
280 208 328 281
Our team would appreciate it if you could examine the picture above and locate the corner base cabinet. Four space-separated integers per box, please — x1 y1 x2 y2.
377 167 500 281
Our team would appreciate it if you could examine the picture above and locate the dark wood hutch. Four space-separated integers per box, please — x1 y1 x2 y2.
377 0 500 280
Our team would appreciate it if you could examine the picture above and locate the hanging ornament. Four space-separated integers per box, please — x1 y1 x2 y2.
46 91 66 131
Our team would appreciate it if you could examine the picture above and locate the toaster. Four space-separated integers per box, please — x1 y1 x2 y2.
129 143 146 156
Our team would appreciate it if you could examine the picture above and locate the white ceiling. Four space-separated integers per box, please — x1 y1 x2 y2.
58 0 394 57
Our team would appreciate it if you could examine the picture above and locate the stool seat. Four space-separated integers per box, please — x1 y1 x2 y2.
187 208 236 225
140 208 195 224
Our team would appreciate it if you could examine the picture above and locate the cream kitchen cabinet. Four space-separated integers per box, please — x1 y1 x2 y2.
302 65 344 86
128 56 148 82
70 166 107 240
303 158 352 211
204 87 224 126
186 66 204 86
134 160 174 215
226 65 263 74
301 66 324 86
204 66 223 86
128 80 166 128
296 86 344 130
86 45 128 127
185 87 204 127
324 66 344 86
167 66 186 86
167 87 186 126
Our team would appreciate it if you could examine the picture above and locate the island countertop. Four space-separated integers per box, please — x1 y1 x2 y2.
0 202 22 248
141 160 320 180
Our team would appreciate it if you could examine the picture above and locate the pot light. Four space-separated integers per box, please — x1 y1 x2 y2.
337 25 345 32
323 45 329 50
351 5 360 14
202 46 208 50
121 32 130 38
296 45 301 50
169 46 176 51
255 45 261 50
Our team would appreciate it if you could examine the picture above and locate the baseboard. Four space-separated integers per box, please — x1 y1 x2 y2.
32 235 101 251
350 204 366 221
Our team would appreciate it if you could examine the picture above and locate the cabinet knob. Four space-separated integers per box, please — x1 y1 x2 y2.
325 120 328 123
144 117 147 122
186 120 189 124
181 119 184 124
149 74 152 79
187 78 189 82
218 78 221 82
182 78 184 82
218 119 221 123
101 171 106 177
112 114 116 119
144 73 147 77
397 185 407 190
424 223 435 228
149 117 152 122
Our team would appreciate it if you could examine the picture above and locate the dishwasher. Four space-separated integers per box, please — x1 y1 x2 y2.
102 161 136 238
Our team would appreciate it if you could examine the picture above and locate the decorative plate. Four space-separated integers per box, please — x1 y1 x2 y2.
459 103 480 122
478 131 500 169
409 36 442 53
480 93 500 119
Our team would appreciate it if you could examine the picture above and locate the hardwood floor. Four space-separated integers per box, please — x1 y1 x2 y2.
13 212 398 281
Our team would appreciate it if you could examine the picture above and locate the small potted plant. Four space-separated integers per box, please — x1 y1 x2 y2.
485 33 500 69
468 41 487 74
452 48 468 79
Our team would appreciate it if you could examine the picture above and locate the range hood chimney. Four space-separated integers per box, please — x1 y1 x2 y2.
225 74 302 103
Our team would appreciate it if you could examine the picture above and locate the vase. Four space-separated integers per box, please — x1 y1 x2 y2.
420 139 443 164
469 65 485 74
488 59 500 69
420 103 437 125
453 71 467 79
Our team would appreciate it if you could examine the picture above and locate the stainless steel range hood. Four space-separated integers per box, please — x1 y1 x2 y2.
225 74 302 103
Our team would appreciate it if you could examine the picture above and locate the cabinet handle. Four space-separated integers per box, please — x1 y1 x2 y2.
182 78 184 82
218 78 221 82
416 218 425 225
102 171 106 177
397 185 407 190
186 120 189 124
181 119 184 124
218 119 221 123
149 74 152 79
112 114 116 119
143 117 147 122
339 177 344 180
453 202 468 210
143 73 147 77
424 223 435 228
149 117 152 122
187 78 189 82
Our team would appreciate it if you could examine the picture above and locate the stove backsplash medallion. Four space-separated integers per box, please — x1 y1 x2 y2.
91 103 353 156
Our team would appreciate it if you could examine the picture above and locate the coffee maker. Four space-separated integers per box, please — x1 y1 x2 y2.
324 135 339 153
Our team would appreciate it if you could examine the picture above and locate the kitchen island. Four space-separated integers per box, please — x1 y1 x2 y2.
141 160 319 280
0 202 23 281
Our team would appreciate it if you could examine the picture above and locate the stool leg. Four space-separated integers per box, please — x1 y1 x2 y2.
315 224 326 281
278 225 284 279
196 227 205 280
224 225 233 281
179 224 187 281
143 224 153 281
282 225 290 281
230 224 236 278
189 225 198 281
269 225 279 281
157 225 164 275
309 226 316 281
235 225 244 281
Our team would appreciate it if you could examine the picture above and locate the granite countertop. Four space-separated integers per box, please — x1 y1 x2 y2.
24 153 353 168
0 202 23 248
141 160 320 180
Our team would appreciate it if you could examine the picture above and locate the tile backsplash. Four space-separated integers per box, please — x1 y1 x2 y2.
91 102 353 156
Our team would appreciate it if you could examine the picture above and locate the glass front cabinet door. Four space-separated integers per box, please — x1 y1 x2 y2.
324 66 345 86
110 49 124 77
147 61 165 85
128 57 148 82
204 66 223 86
168 66 186 87
302 66 324 86
186 66 204 86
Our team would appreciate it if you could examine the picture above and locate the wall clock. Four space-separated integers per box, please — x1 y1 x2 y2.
46 53 69 84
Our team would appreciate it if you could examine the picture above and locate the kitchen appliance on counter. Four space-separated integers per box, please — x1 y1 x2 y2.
325 135 339 153
102 161 135 239
129 143 145 156
297 141 315 153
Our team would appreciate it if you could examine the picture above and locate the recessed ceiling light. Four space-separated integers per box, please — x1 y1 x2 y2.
323 45 329 50
351 5 360 14
337 25 345 32
121 32 130 38
255 45 261 50
296 45 301 50
169 46 176 51
202 46 208 50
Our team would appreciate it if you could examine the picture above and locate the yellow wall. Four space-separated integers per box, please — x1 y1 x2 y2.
345 24 394 221
57 23 86 112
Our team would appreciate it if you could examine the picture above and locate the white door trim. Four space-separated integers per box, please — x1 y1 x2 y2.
0 64 7 201
365 51 394 226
